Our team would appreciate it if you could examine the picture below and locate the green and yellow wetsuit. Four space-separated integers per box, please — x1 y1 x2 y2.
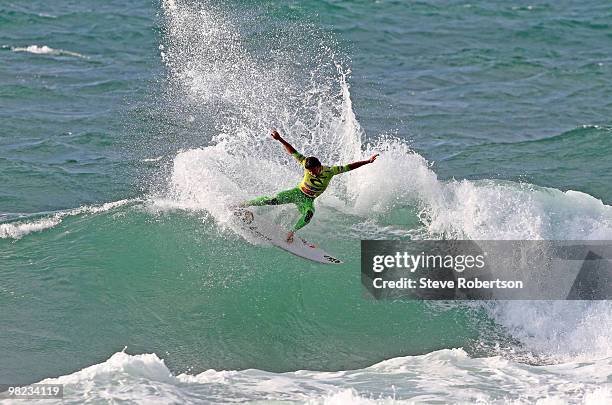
245 151 352 231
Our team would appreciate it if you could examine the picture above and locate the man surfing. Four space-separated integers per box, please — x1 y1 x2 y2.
241 129 378 243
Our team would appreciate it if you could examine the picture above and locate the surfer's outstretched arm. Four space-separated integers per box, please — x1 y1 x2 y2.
270 128 297 155
345 154 379 171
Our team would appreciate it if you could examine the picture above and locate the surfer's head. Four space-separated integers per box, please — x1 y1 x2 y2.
305 156 322 175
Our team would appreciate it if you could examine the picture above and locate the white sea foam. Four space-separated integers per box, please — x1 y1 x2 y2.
11 45 88 59
0 199 135 240
12 349 610 404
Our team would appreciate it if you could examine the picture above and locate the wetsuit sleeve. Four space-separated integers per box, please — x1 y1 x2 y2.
292 151 306 166
330 164 351 175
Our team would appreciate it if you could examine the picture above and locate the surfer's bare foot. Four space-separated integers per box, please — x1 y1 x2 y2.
286 230 294 243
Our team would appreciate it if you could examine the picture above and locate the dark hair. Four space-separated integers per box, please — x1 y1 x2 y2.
305 156 321 170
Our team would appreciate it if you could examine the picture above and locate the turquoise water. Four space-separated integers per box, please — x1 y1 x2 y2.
1 0 611 403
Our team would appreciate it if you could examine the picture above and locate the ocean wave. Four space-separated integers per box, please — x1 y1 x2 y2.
158 0 612 365
474 124 612 148
0 216 63 240
21 349 611 404
0 199 135 240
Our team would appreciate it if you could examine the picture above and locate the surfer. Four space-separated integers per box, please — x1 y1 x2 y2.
241 129 378 243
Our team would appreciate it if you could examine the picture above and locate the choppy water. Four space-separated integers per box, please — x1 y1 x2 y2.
1 0 611 403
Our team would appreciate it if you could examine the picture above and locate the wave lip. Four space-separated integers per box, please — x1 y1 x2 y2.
9 45 88 59
0 199 135 240
0 216 62 240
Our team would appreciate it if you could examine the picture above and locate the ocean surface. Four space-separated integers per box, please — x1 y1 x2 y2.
1 0 612 403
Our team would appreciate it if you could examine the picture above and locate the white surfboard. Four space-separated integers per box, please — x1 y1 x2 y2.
231 208 343 264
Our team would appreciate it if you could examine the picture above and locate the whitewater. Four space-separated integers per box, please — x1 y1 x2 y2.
4 349 606 404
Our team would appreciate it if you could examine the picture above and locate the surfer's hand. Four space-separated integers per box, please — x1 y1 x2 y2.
270 129 281 140
368 154 379 163
286 230 294 243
